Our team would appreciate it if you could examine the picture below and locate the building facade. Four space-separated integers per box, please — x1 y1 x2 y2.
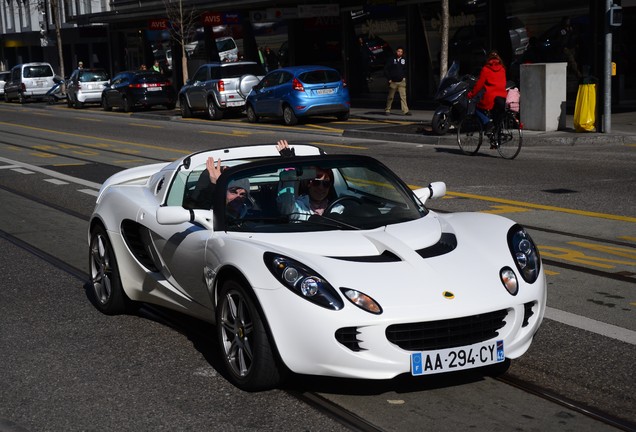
1 0 634 106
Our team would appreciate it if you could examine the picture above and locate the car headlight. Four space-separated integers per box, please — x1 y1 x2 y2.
507 225 541 284
264 252 343 310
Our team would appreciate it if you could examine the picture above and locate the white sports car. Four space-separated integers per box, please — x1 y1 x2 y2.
88 144 546 391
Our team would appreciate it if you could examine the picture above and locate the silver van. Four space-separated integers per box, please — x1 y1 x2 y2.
4 62 56 103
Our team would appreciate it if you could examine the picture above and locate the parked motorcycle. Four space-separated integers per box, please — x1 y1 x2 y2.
46 77 67 105
431 62 477 135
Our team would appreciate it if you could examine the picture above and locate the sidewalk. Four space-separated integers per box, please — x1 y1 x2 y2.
345 105 636 146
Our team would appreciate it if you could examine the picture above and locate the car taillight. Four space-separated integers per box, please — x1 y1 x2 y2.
341 78 347 88
128 82 167 88
77 83 82 89
20 83 26 92
292 78 304 92
217 80 225 92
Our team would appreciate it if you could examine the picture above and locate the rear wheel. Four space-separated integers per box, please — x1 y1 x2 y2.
207 99 223 120
496 111 523 160
166 102 176 110
217 279 281 391
283 105 298 126
457 115 483 156
246 104 258 123
336 111 350 121
88 225 136 315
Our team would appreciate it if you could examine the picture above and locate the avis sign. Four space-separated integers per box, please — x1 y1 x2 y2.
148 19 168 30
202 12 241 26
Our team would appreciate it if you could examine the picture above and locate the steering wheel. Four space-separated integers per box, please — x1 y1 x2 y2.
325 195 364 214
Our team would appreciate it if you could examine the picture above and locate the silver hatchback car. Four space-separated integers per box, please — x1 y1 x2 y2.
178 61 264 120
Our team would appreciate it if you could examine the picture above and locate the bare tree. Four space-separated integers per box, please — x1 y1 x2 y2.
163 0 199 84
49 0 65 83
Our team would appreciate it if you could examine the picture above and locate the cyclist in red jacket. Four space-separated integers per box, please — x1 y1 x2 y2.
468 50 507 123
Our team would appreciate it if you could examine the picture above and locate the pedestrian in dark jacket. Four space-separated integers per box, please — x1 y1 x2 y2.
384 47 410 115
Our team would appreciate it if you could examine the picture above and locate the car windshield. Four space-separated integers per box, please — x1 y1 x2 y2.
298 70 341 84
174 156 427 233
24 66 53 78
216 38 236 52
80 70 108 82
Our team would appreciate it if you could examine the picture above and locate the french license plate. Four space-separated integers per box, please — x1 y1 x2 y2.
316 88 335 95
148 87 162 92
35 80 44 87
226 101 244 107
411 340 504 376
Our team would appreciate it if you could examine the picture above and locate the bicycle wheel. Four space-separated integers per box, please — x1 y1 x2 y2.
457 115 483 155
496 111 522 159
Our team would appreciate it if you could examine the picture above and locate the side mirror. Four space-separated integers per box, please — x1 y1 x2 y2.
156 207 214 229
413 181 446 204
185 79 192 86
103 82 111 88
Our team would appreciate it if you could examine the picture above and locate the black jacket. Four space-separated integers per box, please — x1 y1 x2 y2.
384 55 406 82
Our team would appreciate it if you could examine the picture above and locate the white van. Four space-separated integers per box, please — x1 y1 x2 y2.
186 37 239 62
4 62 56 103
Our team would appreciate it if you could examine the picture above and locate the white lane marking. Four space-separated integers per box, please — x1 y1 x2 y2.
0 165 21 169
545 306 636 345
78 189 99 197
44 178 69 185
11 168 34 175
0 156 101 189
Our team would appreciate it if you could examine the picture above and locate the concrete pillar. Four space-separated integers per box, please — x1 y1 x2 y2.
520 63 567 131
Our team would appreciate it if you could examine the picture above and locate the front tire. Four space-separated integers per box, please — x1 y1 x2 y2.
180 97 192 118
283 105 298 126
496 111 523 160
88 225 136 315
336 111 350 121
102 97 112 111
217 279 281 391
431 111 450 135
246 104 258 123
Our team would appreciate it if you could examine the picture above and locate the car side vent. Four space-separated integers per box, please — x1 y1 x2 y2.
416 233 457 259
522 301 535 327
121 220 160 272
328 250 401 263
335 327 365 351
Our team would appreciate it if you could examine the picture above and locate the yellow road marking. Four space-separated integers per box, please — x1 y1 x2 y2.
0 120 188 154
308 141 368 150
480 205 530 215
538 245 634 269
305 124 343 133
129 123 163 129
33 112 53 116
74 117 102 122
545 270 560 276
446 190 636 223
200 130 251 137
618 236 636 242
51 163 86 166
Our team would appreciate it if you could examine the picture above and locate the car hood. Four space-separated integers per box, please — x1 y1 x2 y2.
233 213 445 259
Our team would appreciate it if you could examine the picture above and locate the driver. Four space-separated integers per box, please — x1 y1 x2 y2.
276 140 344 221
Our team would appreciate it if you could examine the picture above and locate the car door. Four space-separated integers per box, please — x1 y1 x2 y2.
67 70 79 102
112 73 131 107
251 71 282 115
272 71 294 114
186 66 209 110
104 73 123 107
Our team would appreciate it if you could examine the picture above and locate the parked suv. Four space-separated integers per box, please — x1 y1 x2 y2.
66 68 109 108
4 62 56 103
179 61 265 120
0 71 10 97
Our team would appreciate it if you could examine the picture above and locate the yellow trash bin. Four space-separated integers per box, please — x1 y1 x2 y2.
573 83 596 132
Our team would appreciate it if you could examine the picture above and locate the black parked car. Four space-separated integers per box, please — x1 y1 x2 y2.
101 71 176 112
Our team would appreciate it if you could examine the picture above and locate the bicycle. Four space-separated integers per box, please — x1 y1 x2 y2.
456 104 523 160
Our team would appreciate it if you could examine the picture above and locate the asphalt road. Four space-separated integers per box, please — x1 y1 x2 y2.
0 102 634 431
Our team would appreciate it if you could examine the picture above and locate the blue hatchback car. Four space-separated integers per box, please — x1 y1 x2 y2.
245 65 350 126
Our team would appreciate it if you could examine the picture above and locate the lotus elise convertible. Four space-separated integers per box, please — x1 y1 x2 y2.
88 144 546 391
